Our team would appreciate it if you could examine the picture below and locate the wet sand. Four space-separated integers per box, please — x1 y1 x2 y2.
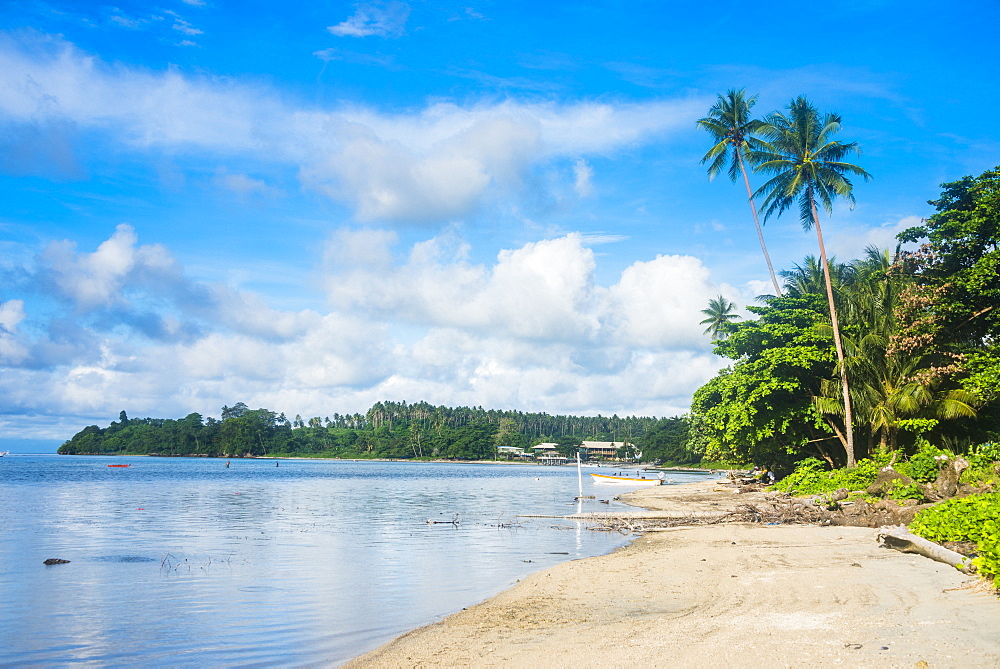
346 480 1000 668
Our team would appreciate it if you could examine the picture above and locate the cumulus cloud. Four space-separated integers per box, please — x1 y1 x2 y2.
328 1 411 38
0 34 702 222
22 224 316 344
2 226 729 435
319 228 729 353
823 213 923 260
604 254 722 349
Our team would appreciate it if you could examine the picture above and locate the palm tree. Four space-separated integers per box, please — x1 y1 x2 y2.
752 96 872 467
814 247 978 456
781 255 854 298
698 89 782 296
700 295 740 340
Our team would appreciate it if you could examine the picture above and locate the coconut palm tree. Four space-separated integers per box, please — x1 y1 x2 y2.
815 328 978 455
700 295 740 340
752 96 872 467
781 255 854 298
698 89 782 296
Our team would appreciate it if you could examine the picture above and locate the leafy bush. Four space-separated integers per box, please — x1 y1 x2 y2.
771 458 831 495
887 478 926 501
905 443 952 482
968 442 1000 471
910 493 1000 589
773 455 890 496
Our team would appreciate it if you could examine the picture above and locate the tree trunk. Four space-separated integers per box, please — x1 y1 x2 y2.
811 195 856 467
737 151 782 296
878 526 974 573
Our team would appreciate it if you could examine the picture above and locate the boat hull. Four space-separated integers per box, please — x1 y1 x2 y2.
590 473 663 485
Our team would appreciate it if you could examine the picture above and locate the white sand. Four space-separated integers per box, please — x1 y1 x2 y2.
347 480 1000 668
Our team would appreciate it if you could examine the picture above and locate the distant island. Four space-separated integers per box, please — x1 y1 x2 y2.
58 401 707 465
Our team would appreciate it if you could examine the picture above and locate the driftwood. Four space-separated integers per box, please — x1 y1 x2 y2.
877 525 975 574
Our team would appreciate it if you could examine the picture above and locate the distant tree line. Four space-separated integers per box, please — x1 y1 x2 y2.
58 402 704 464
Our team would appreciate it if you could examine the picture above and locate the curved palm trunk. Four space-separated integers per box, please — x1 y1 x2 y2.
810 194 856 467
736 151 782 296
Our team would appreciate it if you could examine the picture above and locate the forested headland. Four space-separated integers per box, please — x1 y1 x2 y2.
57 401 700 463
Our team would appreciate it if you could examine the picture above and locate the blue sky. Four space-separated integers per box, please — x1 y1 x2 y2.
2 0 998 450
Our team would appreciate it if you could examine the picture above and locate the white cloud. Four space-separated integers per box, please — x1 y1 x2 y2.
29 224 317 343
603 254 725 348
0 299 29 364
110 14 142 29
164 9 204 36
573 158 594 197
212 170 283 197
0 34 701 222
2 226 729 433
328 1 411 38
825 212 923 260
42 224 145 309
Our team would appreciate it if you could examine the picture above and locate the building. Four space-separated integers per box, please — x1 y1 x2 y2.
580 441 638 461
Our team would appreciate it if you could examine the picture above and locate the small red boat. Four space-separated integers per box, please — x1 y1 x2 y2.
107 464 131 467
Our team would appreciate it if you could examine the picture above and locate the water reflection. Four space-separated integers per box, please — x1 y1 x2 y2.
0 456 716 665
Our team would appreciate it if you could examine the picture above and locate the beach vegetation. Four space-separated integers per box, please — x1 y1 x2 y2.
751 96 872 467
692 165 1000 472
771 454 891 496
699 295 740 340
910 493 1000 588
697 89 781 296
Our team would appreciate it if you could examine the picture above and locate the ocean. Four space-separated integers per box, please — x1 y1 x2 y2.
0 454 712 666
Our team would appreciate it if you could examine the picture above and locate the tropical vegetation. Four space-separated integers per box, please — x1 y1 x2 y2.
693 96 997 473
58 403 705 464
698 89 781 296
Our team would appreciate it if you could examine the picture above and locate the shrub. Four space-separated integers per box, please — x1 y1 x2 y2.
887 478 926 501
771 458 831 495
910 493 1000 589
773 455 889 496
906 443 952 483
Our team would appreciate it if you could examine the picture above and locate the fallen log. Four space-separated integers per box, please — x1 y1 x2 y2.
877 525 975 574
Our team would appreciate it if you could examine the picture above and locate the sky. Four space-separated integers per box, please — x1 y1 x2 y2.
1 0 999 451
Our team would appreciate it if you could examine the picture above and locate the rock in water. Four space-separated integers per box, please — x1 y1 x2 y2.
43 558 70 565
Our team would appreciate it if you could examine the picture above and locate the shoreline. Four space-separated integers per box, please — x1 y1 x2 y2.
346 479 1000 668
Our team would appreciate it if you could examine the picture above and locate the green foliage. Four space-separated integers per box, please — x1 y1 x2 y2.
905 443 952 483
887 478 926 501
961 442 1000 487
898 165 1000 447
970 442 1000 465
635 416 700 464
57 402 689 462
771 458 830 495
773 454 890 496
910 493 1000 588
691 295 836 466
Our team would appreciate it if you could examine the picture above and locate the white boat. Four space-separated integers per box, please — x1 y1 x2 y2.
0 450 8 457
590 471 664 486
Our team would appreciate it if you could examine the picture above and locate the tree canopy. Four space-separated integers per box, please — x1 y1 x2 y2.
691 166 999 469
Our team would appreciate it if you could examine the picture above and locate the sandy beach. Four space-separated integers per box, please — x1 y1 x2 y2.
347 479 1000 668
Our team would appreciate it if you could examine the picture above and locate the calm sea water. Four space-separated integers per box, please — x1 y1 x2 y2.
0 455 713 666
